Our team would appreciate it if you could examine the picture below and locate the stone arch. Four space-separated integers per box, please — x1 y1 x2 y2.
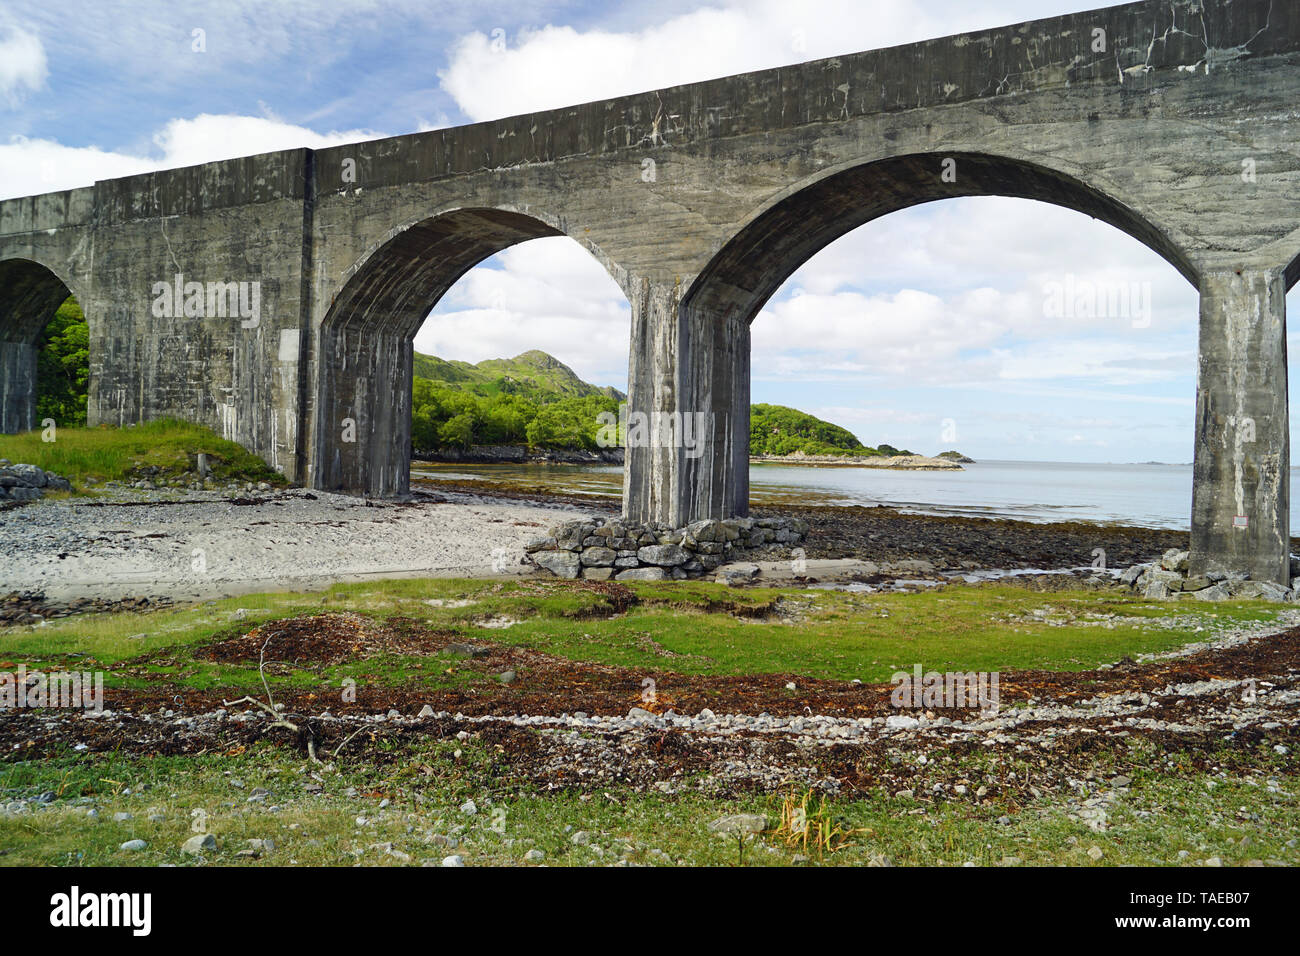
0 257 87 433
686 151 1198 326
313 206 627 496
670 152 1200 520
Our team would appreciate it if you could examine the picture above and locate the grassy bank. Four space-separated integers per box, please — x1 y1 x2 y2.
2 577 1295 867
0 577 1285 690
0 419 285 489
2 741 1294 867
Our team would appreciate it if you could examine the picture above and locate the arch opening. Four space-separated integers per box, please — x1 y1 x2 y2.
314 208 629 498
673 154 1205 524
0 258 87 434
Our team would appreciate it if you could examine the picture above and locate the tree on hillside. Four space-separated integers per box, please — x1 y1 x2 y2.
36 298 89 427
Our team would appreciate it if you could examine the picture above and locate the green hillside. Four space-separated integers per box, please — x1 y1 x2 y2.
411 350 624 452
750 403 911 458
412 349 626 402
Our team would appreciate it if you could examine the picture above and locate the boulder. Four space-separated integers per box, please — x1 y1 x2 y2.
715 563 759 586
579 547 617 567
685 519 721 543
1147 568 1184 589
1193 583 1231 601
1160 549 1190 572
555 520 596 551
616 567 667 581
7 464 46 488
637 544 690 567
533 550 582 579
1231 580 1292 602
1118 564 1149 586
1142 580 1172 600
181 833 217 855
716 521 743 542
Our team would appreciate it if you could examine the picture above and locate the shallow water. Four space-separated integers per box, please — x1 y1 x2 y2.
411 459 1300 532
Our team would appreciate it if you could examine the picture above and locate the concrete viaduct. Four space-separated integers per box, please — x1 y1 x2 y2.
2 0 1299 583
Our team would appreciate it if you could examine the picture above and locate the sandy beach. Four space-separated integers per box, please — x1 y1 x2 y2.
0 473 1201 609
0 487 589 603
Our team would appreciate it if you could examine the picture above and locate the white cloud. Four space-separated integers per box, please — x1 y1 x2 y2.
148 113 384 168
439 0 957 122
416 238 630 390
0 27 47 105
0 113 384 199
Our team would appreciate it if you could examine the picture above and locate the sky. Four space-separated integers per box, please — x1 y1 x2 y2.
0 0 1294 464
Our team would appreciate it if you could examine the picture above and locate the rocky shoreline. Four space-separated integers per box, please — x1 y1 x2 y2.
0 461 74 505
413 447 963 470
1 590 172 626
4 470 1299 610
415 445 624 465
752 452 963 470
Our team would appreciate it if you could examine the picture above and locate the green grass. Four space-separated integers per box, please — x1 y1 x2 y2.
1 739 1295 867
0 418 286 488
0 577 1287 692
2 576 1295 867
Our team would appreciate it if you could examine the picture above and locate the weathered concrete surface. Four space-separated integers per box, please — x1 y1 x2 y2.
1190 268 1290 584
3 0 1300 580
0 188 94 433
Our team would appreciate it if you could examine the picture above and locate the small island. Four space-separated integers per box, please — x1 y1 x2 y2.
749 404 966 470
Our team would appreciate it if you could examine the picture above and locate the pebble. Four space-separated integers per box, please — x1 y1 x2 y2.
181 833 217 855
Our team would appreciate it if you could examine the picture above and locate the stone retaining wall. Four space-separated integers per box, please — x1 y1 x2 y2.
525 516 808 581
1120 548 1299 602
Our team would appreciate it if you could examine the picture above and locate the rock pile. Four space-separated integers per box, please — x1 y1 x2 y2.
525 515 808 581
0 461 72 504
1 590 171 625
1120 548 1297 602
